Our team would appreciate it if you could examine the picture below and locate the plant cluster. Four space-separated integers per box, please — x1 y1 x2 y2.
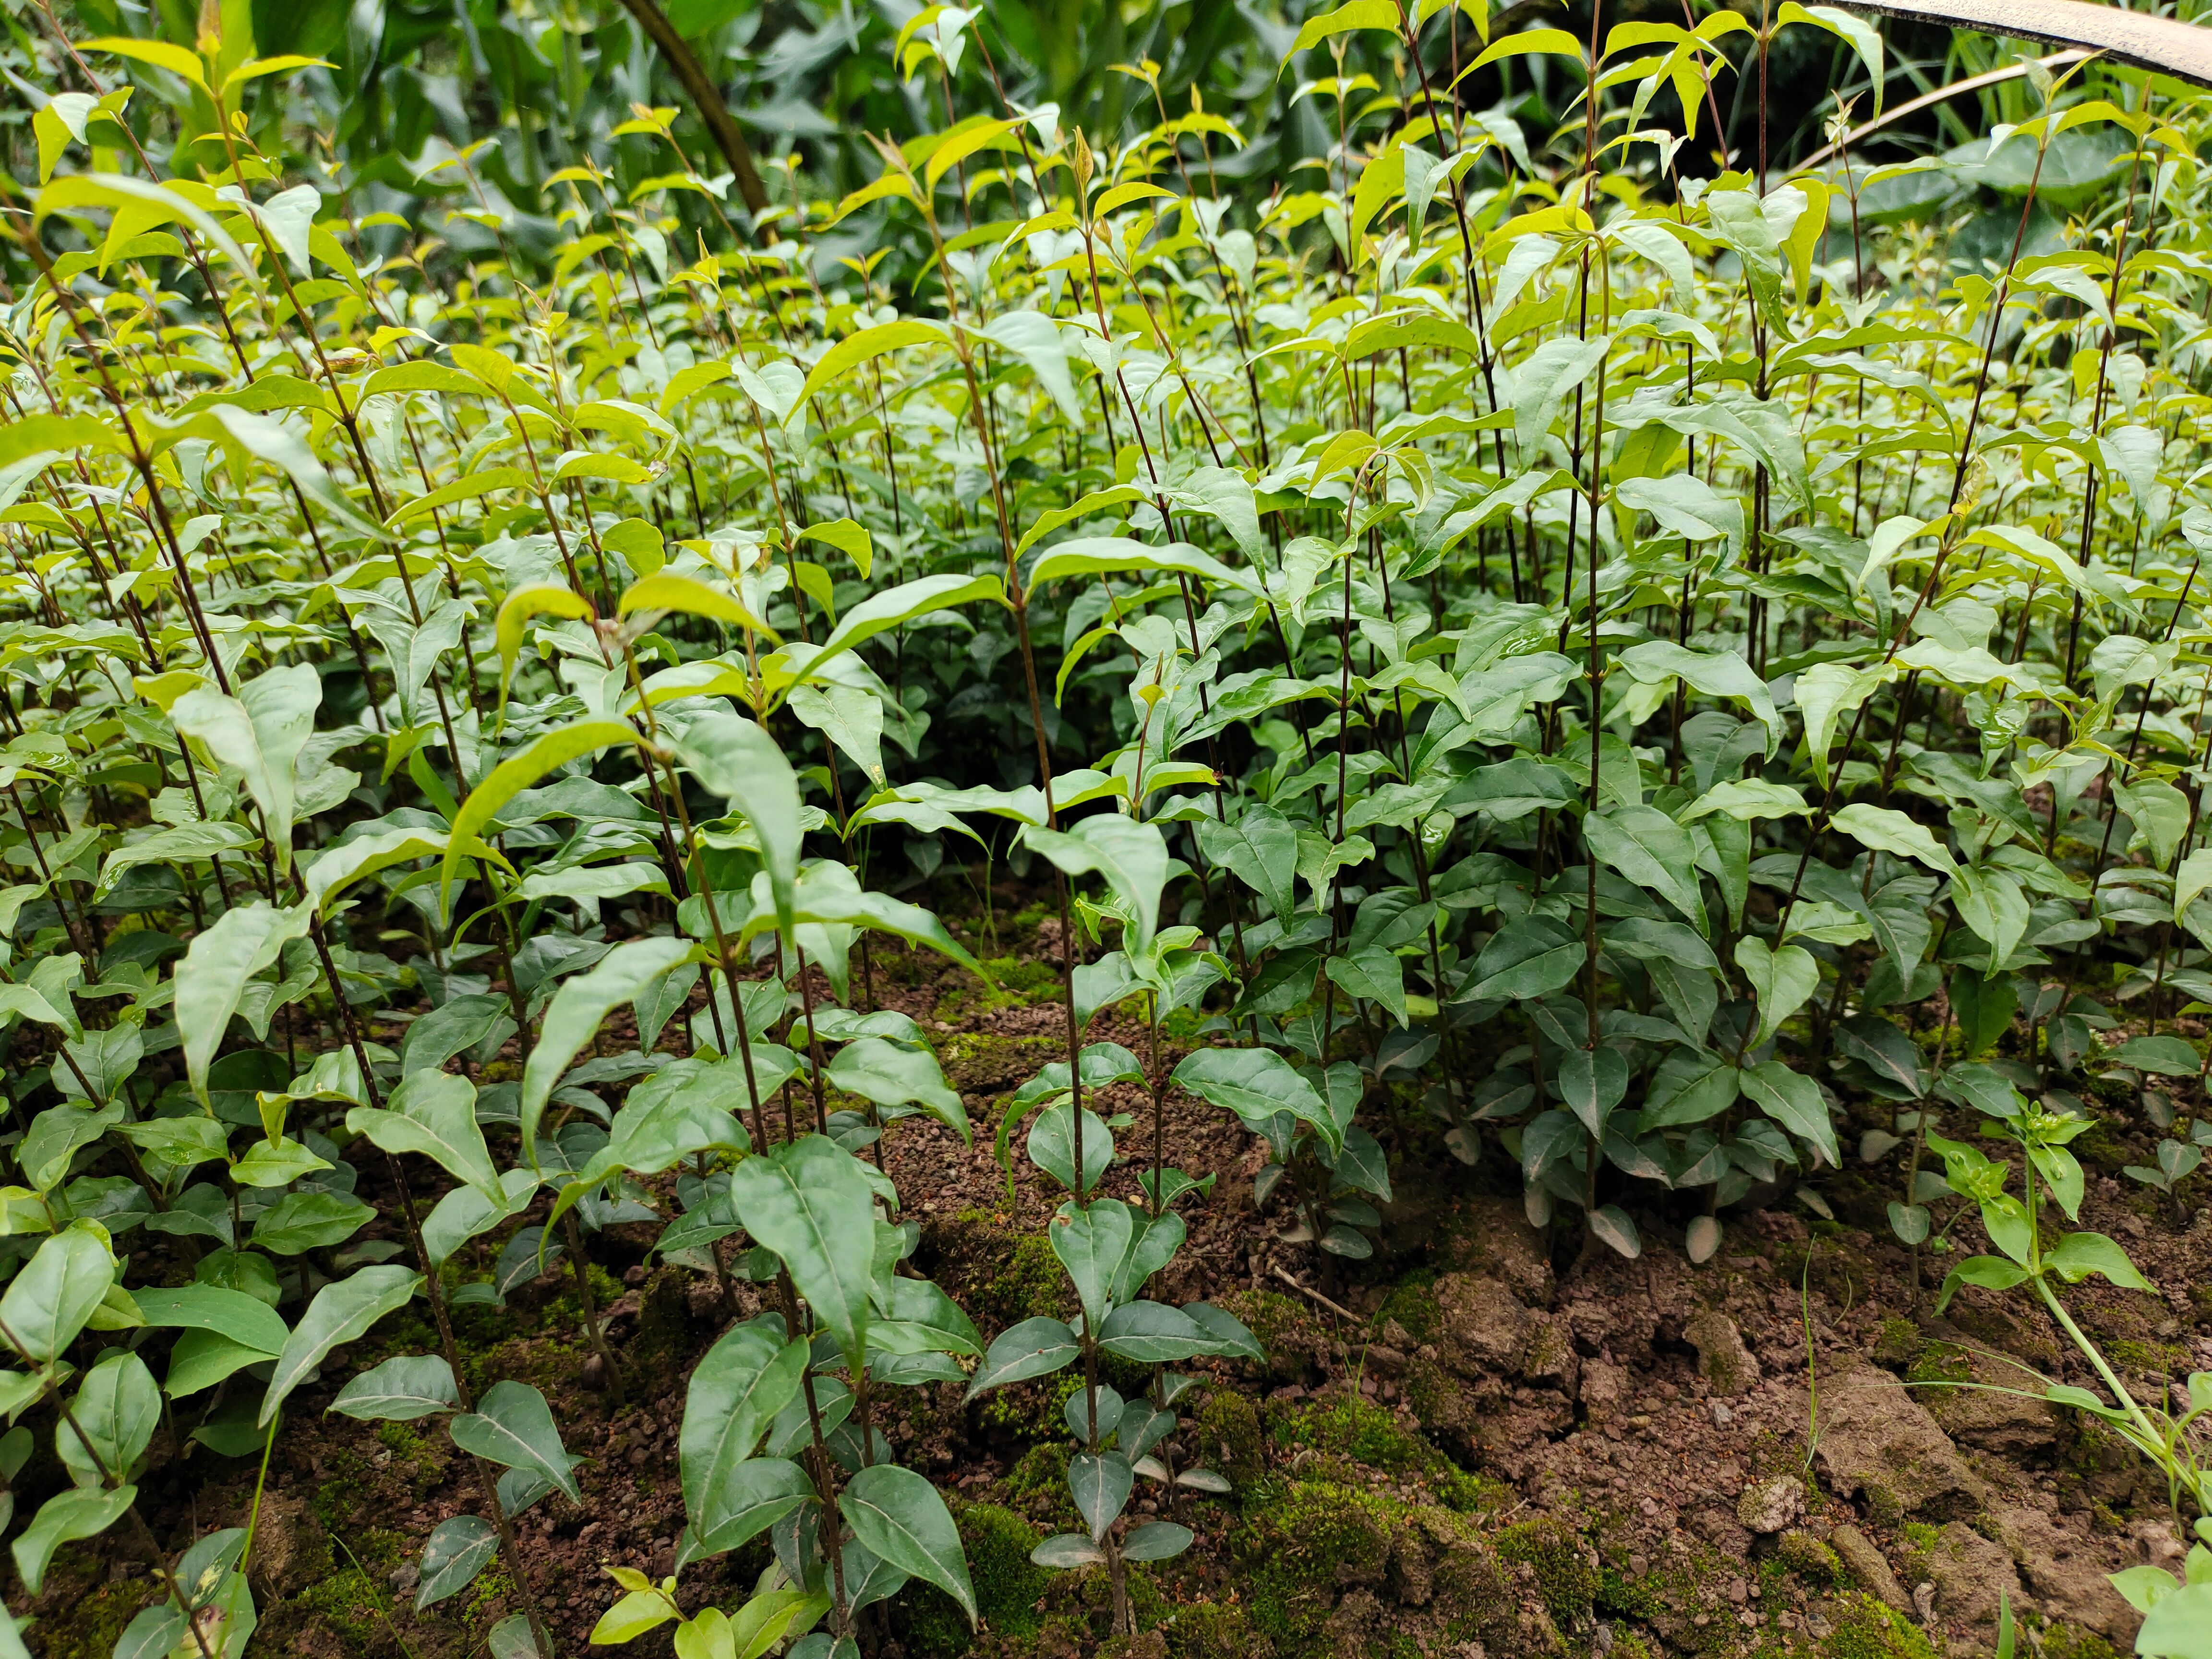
3 0 2212 1655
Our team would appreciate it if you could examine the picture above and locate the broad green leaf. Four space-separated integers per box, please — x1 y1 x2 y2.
681 1321 810 1535
673 713 803 938
439 720 644 913
620 572 775 635
416 1515 498 1610
1172 1048 1341 1154
494 584 593 701
964 1317 1080 1398
797 321 950 407
2044 1231 2155 1292
803 573 1006 681
1019 815 1171 952
330 1355 458 1421
0 1223 117 1364
1738 1061 1839 1167
57 1348 159 1488
797 518 873 577
347 1070 502 1203
12 1485 134 1595
1050 1198 1134 1329
729 1135 876 1363
1829 803 1955 873
261 1265 421 1426
173 663 321 875
1289 0 1404 58
1735 936 1820 1048
132 1284 288 1356
1025 538 1261 601
449 1380 582 1503
1584 806 1707 931
518 938 697 1165
841 1464 975 1623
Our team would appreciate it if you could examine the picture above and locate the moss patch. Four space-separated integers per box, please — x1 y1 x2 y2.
902 1501 1052 1655
1495 1516 1599 1627
1825 1591 1940 1659
1231 1480 1396 1647
1268 1392 1443 1475
1193 1389 1264 1490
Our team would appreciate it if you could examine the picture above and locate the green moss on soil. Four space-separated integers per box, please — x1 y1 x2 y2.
1268 1392 1442 1475
1193 1389 1264 1490
1495 1516 1599 1627
1824 1592 1939 1659
903 1500 1053 1655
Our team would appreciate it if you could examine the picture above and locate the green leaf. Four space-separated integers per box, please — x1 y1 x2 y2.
518 938 697 1166
1196 805 1299 922
1738 1061 1839 1167
0 1223 117 1364
172 663 321 876
261 1265 421 1426
303 827 455 919
132 1284 288 1357
620 572 776 635
805 574 1007 682
1019 815 1172 953
690 1457 815 1559
1096 1300 1217 1363
789 681 887 789
1289 0 1404 58
1173 1048 1341 1154
451 1380 583 1503
421 1170 537 1268
730 1135 876 1363
438 720 643 915
2134 1581 2212 1657
57 1348 159 1488
18 1103 122 1193
1466 916 1586 1001
347 1070 502 1203
964 1317 1080 1399
1936 1255 2031 1313
734 861 988 983
330 1355 458 1421
1585 805 1707 931
1828 803 1955 873
1777 4 1883 116
416 1515 498 1610
173 901 313 1105
493 584 594 702
1735 936 1820 1048
2044 1231 2155 1292
1049 1199 1133 1329
673 713 804 938
1795 662 1890 788
591 1588 677 1645
251 1190 374 1254
797 518 874 577
841 1464 975 1624
1015 486 1144 558
681 1321 810 1536
11 1484 134 1596
828 1038 968 1139
1026 1100 1117 1195
1616 641 1775 745
1025 538 1261 601
797 320 950 408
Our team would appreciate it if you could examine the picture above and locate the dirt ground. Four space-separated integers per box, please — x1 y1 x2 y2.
12 893 2209 1659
